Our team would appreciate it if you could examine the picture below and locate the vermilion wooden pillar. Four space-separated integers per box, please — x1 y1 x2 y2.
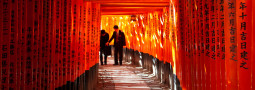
204 0 211 89
225 0 238 89
1 0 11 89
0 0 2 88
10 0 18 89
33 0 40 89
214 0 221 89
38 0 44 88
218 0 226 89
209 0 216 89
253 0 255 89
237 0 252 89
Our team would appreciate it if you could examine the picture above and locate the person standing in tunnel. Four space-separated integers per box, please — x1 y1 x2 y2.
100 30 110 65
106 25 126 65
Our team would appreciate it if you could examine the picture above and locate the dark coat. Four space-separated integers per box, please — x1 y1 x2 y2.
100 33 111 55
108 30 126 47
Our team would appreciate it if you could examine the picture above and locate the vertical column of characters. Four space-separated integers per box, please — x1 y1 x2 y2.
191 0 196 89
192 1 196 89
82 1 87 72
199 0 206 89
78 0 84 77
191 1 195 88
49 0 56 90
26 0 35 89
237 0 252 89
91 3 96 67
196 0 200 88
54 0 61 88
33 0 40 89
43 1 48 88
66 0 71 83
215 0 220 89
92 2 96 64
16 1 22 88
203 0 210 89
74 0 80 79
21 0 27 89
64 0 70 85
89 2 94 68
41 1 46 88
38 0 44 89
76 0 81 78
93 3 97 65
187 1 192 89
218 0 226 89
50 0 55 88
48 0 53 89
1 0 11 89
76 0 81 80
70 0 76 82
9 0 18 89
45 0 51 89
73 0 77 81
183 0 187 88
95 3 99 64
85 1 90 70
87 2 93 69
59 0 63 86
187 0 191 88
214 0 221 89
209 0 216 89
199 0 205 90
224 0 238 89
195 0 201 89
97 3 101 64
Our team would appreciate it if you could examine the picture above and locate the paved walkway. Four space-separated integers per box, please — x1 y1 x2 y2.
95 56 169 90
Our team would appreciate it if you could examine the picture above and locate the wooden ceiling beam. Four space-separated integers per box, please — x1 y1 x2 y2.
90 0 169 3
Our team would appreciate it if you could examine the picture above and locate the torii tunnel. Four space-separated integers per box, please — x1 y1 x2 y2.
0 0 255 90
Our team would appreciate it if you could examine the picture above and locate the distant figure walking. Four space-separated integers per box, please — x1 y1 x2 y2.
106 25 126 65
100 30 110 65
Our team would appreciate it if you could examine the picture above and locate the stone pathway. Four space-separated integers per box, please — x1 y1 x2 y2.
95 56 169 90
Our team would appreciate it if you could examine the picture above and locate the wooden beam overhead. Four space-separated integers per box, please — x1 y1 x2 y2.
91 0 169 3
101 2 169 7
98 0 169 15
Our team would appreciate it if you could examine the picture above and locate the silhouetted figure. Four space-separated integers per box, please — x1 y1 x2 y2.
100 30 110 65
106 25 126 65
